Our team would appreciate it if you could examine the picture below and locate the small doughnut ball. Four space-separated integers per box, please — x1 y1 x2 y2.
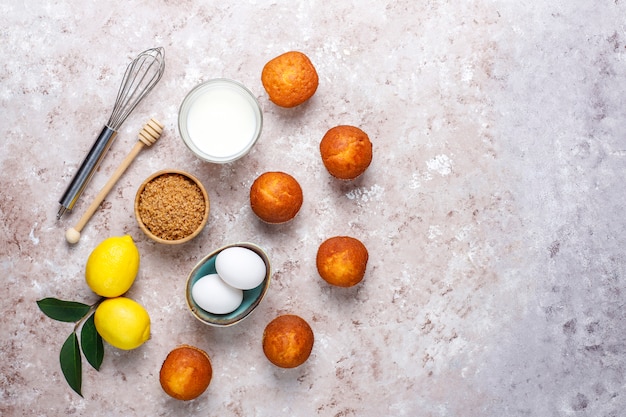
316 236 369 287
262 314 314 368
320 125 373 180
159 345 213 401
261 51 319 108
249 171 303 224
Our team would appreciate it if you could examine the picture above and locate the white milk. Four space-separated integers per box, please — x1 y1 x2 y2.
179 80 262 163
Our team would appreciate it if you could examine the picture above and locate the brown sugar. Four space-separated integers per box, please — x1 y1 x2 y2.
137 173 206 241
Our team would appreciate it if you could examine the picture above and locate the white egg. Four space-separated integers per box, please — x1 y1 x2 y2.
191 274 243 314
215 246 267 290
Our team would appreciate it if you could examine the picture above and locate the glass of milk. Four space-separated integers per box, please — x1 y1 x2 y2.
178 79 263 163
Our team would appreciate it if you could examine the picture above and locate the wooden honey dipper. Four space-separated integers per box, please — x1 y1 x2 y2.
65 118 164 244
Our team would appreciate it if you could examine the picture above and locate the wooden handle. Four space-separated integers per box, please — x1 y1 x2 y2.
65 118 164 244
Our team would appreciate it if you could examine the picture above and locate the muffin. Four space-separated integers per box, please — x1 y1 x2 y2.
159 345 213 401
320 125 373 180
261 51 319 108
262 314 314 368
250 171 303 224
316 236 369 287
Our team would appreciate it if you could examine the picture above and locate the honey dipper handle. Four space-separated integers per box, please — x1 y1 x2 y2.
65 118 163 244
73 141 144 233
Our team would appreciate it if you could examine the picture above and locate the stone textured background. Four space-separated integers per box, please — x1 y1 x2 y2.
1 1 625 416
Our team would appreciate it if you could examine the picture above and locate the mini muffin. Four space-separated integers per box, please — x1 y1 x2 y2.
159 345 213 401
250 171 303 224
316 236 369 287
262 314 314 368
320 125 373 180
261 51 319 108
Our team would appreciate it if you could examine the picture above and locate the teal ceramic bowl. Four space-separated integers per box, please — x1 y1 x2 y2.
185 242 271 327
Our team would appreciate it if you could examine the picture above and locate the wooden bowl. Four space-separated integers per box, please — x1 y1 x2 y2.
134 169 209 245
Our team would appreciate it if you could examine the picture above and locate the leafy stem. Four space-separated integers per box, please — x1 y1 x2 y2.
72 299 103 333
37 296 106 396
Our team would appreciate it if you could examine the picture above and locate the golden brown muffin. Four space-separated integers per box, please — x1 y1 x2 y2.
262 314 314 368
316 236 369 287
320 125 373 180
250 171 303 224
159 345 213 401
261 51 319 108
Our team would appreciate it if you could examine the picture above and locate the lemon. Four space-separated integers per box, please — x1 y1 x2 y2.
94 297 151 350
85 235 140 298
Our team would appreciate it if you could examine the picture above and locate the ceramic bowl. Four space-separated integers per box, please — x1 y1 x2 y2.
185 242 271 326
134 169 209 245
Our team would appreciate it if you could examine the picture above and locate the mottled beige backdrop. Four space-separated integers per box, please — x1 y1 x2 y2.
2 1 625 416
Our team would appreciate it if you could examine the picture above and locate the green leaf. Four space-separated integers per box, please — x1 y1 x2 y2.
37 298 90 323
60 332 82 397
80 313 104 371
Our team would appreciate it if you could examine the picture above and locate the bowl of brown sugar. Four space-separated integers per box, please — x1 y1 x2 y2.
134 169 209 244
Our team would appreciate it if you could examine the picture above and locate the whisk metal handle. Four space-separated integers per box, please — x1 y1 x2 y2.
57 126 117 219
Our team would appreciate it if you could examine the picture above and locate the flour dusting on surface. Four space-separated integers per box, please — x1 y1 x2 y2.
29 223 39 245
410 171 434 189
409 172 421 189
455 224 474 242
426 154 453 176
428 225 442 240
346 184 384 202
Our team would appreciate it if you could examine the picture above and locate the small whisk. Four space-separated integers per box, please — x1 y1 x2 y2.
57 47 165 219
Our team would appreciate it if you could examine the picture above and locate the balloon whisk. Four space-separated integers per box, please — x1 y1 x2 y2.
57 47 165 220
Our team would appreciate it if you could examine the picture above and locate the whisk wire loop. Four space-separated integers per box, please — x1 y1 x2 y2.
107 47 165 130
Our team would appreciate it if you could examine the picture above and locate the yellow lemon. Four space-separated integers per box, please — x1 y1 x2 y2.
94 297 151 350
85 235 140 298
